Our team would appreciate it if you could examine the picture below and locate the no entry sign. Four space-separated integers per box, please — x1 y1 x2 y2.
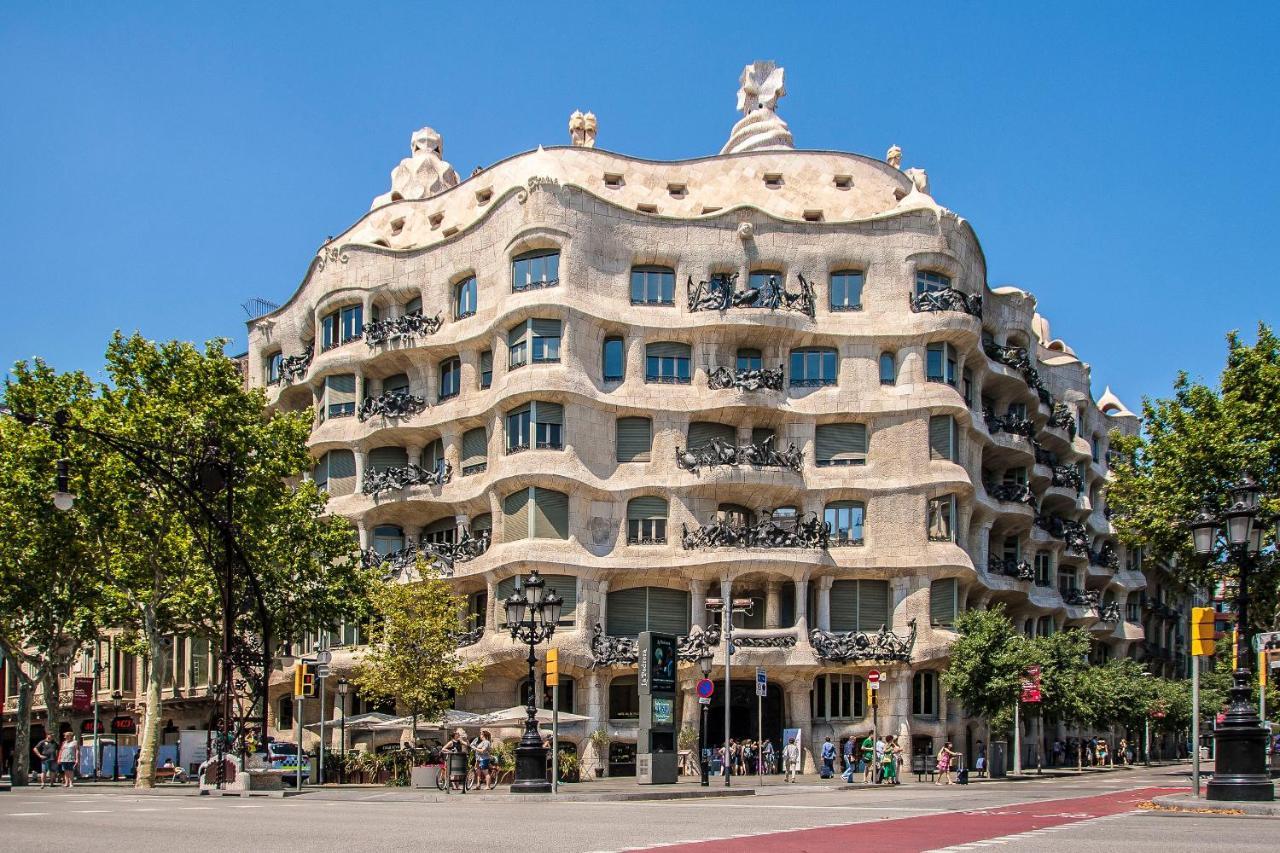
696 678 714 698
868 669 881 689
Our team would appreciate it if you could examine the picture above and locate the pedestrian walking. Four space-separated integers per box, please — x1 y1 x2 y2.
820 736 836 779
874 735 887 784
882 735 901 785
58 732 79 788
975 740 987 777
762 738 775 774
33 732 57 788
782 736 800 783
841 736 855 782
1096 739 1109 766
860 732 875 783
1118 738 1129 766
1051 738 1064 767
935 742 960 785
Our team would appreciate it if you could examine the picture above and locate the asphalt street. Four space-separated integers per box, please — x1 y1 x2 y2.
0 766 1267 852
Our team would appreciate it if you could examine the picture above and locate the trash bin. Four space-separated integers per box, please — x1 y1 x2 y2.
989 741 1007 778
447 752 469 791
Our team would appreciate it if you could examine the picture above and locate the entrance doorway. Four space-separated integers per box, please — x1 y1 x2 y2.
706 680 784 751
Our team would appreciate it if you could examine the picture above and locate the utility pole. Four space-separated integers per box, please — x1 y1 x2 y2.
705 594 752 787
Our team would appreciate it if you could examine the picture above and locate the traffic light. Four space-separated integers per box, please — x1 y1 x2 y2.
1190 607 1216 657
294 662 317 698
546 647 559 687
293 662 304 697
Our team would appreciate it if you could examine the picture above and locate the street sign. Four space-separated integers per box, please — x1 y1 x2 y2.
1258 631 1280 652
868 669 881 690
756 667 767 697
699 696 711 705
315 649 333 665
696 678 714 698
315 663 331 678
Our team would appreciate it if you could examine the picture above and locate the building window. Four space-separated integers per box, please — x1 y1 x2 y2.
509 319 561 369
626 496 668 544
277 695 294 730
506 401 564 453
915 270 951 297
829 270 864 311
927 495 956 542
519 676 577 713
455 276 478 319
461 427 488 476
266 352 283 384
879 352 897 385
372 524 405 555
812 674 866 720
1058 566 1078 594
790 347 838 387
479 350 493 389
926 342 957 385
930 578 957 627
912 671 938 716
405 296 422 316
962 368 974 407
824 501 865 545
609 675 640 721
325 374 357 419
1035 552 1051 587
512 249 559 292
815 423 867 466
313 450 355 496
322 304 363 350
826 579 889 633
605 587 690 637
502 487 570 541
928 415 959 463
646 342 691 384
735 347 763 372
438 357 461 401
630 266 675 305
498 574 577 625
616 416 652 462
603 337 625 381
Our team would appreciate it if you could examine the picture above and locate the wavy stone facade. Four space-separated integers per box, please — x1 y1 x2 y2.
247 66 1183 772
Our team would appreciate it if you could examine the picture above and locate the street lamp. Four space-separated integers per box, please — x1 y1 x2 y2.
1185 476 1275 801
110 690 123 781
503 569 563 794
52 457 76 511
698 651 713 787
336 678 350 784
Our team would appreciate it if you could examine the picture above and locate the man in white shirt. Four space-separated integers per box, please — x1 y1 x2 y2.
781 737 801 783
874 737 887 785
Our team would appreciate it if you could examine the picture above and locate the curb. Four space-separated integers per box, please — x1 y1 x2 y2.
1151 794 1280 817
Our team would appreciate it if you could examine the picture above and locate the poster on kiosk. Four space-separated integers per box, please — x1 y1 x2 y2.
637 631 678 784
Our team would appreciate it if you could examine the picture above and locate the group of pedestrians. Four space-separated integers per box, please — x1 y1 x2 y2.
440 727 498 790
32 731 80 788
717 738 776 776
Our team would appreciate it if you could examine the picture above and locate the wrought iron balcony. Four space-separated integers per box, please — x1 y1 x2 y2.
363 312 443 347
810 619 917 664
707 364 785 392
270 346 313 385
1063 588 1100 608
675 436 803 474
988 556 1035 581
1035 514 1090 554
1033 441 1058 468
1051 465 1084 491
909 287 982 318
361 461 453 497
456 625 485 648
988 481 1036 505
1090 543 1119 569
686 273 816 318
985 411 1035 437
590 623 733 668
358 390 428 421
1098 602 1122 623
1047 403 1077 438
461 462 487 477
512 278 558 293
680 510 829 549
983 340 1049 398
360 529 490 577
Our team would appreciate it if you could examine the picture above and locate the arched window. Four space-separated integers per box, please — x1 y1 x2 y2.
321 304 363 350
630 266 674 305
605 587 690 636
372 525 404 556
789 347 838 387
824 501 865 545
512 249 559 292
405 295 423 316
912 671 938 716
313 450 356 496
627 496 668 544
829 270 864 311
603 336 625 381
266 351 283 384
438 357 461 401
736 348 762 372
454 276 478 319
717 503 754 528
502 487 569 541
915 271 951 296
645 342 691 384
879 352 897 385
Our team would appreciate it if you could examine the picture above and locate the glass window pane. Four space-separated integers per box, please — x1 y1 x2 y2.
604 338 624 380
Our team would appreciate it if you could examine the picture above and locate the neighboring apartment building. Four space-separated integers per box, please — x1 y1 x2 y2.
243 62 1176 772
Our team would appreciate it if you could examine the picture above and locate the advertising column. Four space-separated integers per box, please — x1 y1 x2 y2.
637 631 678 784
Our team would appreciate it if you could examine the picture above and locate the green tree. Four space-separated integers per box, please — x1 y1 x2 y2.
941 605 1029 739
1025 629 1092 730
81 334 369 788
1079 658 1158 740
1108 324 1280 632
351 566 483 737
0 359 110 786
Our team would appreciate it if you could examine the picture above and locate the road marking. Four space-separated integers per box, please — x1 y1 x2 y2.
132 808 160 812
73 809 110 813
8 812 48 817
178 806 213 810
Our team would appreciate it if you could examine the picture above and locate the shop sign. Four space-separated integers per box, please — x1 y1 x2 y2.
111 715 137 735
80 719 105 734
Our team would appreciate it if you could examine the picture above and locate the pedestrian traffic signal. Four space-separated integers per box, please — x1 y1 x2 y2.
546 647 559 687
293 662 304 697
302 663 318 698
1190 607 1216 657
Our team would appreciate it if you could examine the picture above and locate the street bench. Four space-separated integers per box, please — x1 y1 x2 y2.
912 754 936 782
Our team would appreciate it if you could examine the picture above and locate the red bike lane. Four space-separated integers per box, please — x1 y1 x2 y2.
645 786 1184 853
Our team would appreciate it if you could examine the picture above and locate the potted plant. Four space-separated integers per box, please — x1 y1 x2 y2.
588 729 611 779
558 749 580 783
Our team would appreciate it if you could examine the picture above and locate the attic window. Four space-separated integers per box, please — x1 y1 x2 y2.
390 217 406 236
636 203 658 214
429 212 444 229
667 183 687 198
442 226 460 238
833 175 853 189
603 173 624 189
763 173 783 188
475 187 493 205
701 206 722 215
803 210 824 223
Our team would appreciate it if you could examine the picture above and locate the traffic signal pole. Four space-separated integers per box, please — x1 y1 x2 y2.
1192 656 1201 798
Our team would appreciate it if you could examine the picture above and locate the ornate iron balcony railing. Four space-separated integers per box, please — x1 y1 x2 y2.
362 461 452 497
687 273 816 318
1051 465 1084 491
989 482 1036 505
270 347 313 385
455 625 484 648
1063 588 1099 608
675 436 802 474
1033 441 1058 468
985 412 1035 437
512 278 559 293
810 619 917 664
363 312 443 347
988 556 1035 581
681 511 829 550
590 623 733 668
1090 543 1119 569
360 530 490 577
1047 403 1077 438
909 287 982 318
707 364 785 392
358 390 428 421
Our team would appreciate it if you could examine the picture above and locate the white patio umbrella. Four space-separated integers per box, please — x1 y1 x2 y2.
304 711 398 731
479 706 589 727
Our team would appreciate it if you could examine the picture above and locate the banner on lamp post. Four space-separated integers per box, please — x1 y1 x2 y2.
1020 665 1042 703
72 676 94 713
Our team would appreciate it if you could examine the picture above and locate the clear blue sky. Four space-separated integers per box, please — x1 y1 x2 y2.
3 2 1277 409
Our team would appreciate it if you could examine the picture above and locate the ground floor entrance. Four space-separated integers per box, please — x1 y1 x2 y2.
705 680 784 752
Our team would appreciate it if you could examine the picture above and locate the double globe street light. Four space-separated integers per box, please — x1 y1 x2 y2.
1187 474 1276 801
503 569 564 794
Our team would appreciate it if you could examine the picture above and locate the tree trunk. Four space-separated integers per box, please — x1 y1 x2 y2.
134 616 166 789
11 680 35 786
39 666 63 744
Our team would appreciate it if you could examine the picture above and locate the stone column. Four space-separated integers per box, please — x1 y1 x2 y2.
404 444 423 469
793 577 809 636
765 580 782 629
785 682 814 773
485 576 498 633
353 450 367 493
585 671 607 777
888 670 913 751
598 580 610 635
690 580 708 629
627 336 645 385
356 521 369 550
816 576 833 631
890 577 912 631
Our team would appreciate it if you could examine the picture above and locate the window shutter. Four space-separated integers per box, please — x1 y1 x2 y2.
497 576 518 624
616 417 652 462
367 446 408 472
534 401 563 425
751 427 776 447
542 574 577 625
503 489 530 542
313 459 328 490
405 296 422 315
462 428 487 468
480 350 493 374
815 423 866 464
532 488 569 540
471 513 493 536
647 342 689 359
929 415 954 461
326 450 356 495
424 517 456 539
829 581 859 632
383 373 410 394
607 588 648 637
688 421 736 450
327 374 356 404
423 438 444 470
648 588 691 636
930 578 957 626
508 321 529 346
856 580 890 631
627 496 668 520
531 318 561 337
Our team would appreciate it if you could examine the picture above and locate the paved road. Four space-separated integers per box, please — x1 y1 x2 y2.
0 766 1264 852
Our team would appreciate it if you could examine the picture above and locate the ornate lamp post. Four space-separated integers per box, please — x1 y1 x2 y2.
337 678 350 784
698 651 713 787
502 569 563 794
1187 475 1276 801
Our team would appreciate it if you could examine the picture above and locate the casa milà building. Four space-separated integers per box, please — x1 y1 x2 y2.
245 61 1181 773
